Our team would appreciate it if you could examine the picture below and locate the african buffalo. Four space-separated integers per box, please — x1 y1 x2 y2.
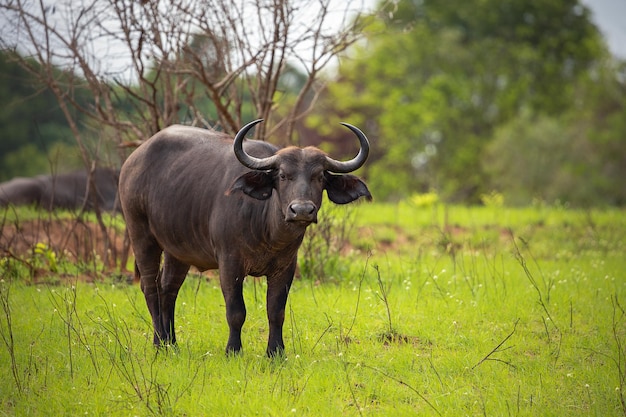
0 168 120 212
119 119 371 356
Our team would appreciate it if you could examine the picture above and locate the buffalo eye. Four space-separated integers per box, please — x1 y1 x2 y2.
313 172 324 183
279 171 294 181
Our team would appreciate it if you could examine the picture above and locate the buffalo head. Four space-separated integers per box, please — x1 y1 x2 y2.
230 119 371 224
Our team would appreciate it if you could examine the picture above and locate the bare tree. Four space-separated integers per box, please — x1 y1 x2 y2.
0 0 369 146
0 0 369 275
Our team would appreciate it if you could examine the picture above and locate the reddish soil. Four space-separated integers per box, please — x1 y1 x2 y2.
0 217 130 279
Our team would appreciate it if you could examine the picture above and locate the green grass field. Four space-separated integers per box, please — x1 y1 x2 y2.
1 202 625 416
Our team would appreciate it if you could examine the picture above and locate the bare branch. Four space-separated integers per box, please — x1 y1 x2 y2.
472 318 520 370
0 0 370 148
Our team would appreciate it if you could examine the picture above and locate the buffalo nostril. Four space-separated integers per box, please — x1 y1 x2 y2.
303 203 315 214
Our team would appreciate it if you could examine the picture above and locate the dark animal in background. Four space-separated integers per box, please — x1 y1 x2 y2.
119 119 371 356
0 168 120 212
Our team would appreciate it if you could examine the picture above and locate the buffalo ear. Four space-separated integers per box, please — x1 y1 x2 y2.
228 171 274 200
325 172 372 204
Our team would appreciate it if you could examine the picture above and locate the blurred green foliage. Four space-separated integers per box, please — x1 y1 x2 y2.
311 0 626 206
0 52 90 181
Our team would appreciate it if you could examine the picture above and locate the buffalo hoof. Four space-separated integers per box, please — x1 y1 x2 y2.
225 345 243 356
266 346 286 359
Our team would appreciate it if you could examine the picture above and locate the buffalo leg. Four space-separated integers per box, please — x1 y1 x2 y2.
219 263 246 354
131 235 164 346
158 252 190 345
266 261 296 357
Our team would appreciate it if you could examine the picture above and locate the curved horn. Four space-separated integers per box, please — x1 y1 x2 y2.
233 119 279 170
325 123 370 173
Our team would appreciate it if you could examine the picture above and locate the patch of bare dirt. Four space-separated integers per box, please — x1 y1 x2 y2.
0 217 130 278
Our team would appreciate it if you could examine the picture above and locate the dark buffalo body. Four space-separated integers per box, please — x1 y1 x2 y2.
0 168 119 212
119 120 371 356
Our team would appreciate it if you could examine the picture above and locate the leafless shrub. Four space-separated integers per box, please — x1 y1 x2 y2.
299 202 356 282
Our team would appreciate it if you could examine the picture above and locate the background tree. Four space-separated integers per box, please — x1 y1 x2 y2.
312 0 617 204
485 55 626 206
0 52 87 180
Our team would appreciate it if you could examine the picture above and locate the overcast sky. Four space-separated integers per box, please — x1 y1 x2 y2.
581 0 626 58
